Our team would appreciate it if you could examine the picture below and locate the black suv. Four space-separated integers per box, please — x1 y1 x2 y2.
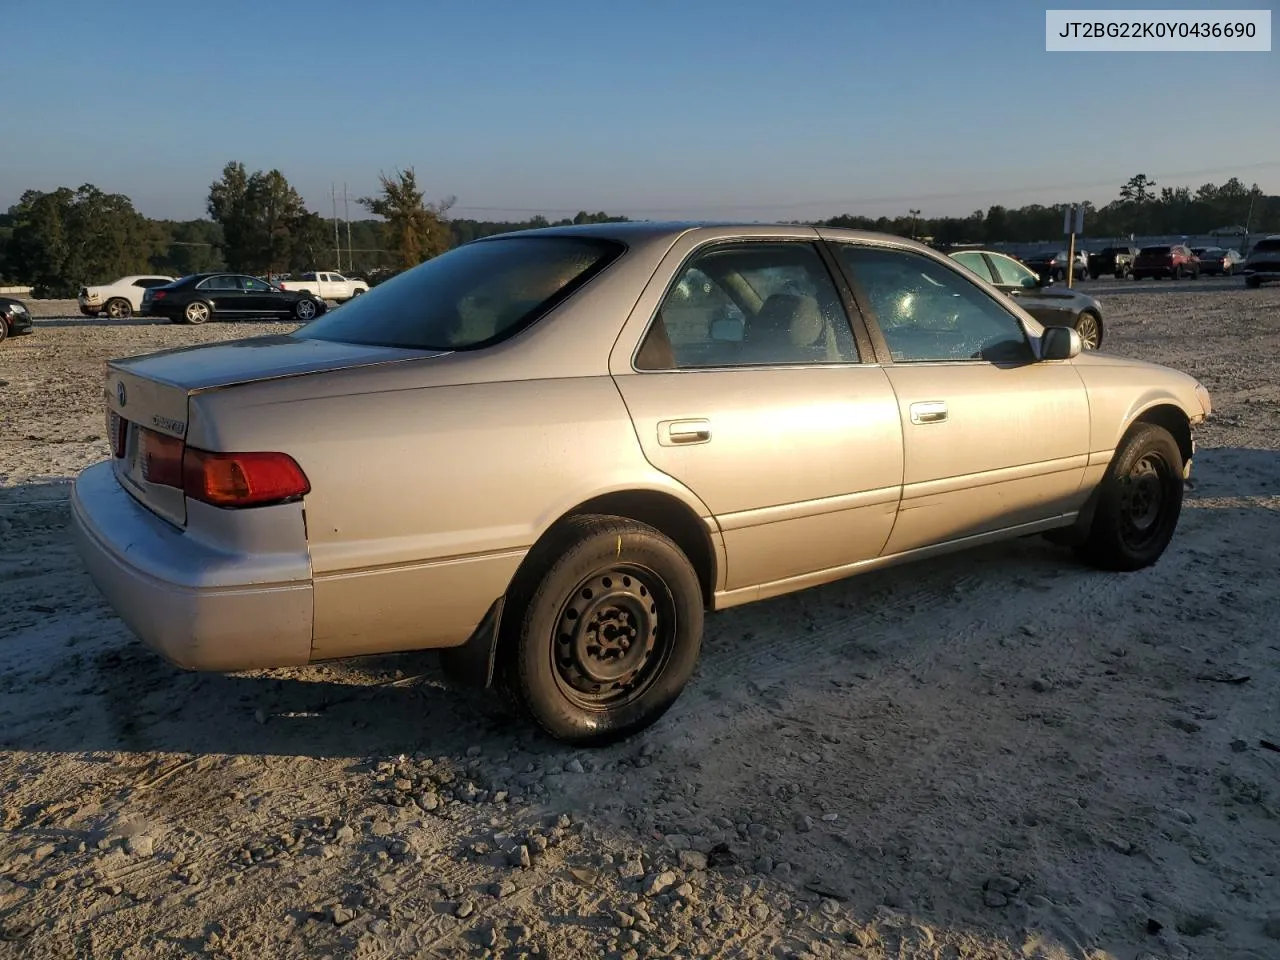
1088 245 1139 279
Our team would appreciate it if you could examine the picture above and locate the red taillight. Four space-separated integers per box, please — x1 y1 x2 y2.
140 429 184 488
109 412 128 458
182 449 310 508
153 290 167 299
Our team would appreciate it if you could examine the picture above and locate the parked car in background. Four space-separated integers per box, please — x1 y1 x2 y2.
1088 245 1139 279
0 295 34 344
140 273 327 325
71 222 1211 745
1023 249 1090 282
78 276 177 319
1242 236 1280 288
1132 245 1200 280
949 249 1105 349
277 271 369 302
1192 247 1243 276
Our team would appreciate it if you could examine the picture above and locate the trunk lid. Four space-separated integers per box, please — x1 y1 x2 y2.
104 334 440 526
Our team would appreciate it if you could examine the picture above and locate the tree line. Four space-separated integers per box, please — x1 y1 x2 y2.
1 167 1276 297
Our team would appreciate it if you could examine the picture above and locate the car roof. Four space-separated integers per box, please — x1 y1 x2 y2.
474 220 948 256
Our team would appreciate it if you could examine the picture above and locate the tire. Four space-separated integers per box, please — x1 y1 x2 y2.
1245 276 1261 288
0 318 7 344
1169 266 1179 280
1131 271 1141 281
496 514 704 746
1074 310 1103 350
184 300 212 324
1076 423 1184 572
351 288 365 297
293 298 319 321
105 298 132 320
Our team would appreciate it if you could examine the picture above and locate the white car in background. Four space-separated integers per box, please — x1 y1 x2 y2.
277 271 370 303
79 276 177 319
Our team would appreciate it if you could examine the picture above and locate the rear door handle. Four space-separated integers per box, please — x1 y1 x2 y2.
659 419 712 446
910 401 948 425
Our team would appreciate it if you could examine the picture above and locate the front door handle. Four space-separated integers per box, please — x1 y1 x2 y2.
910 401 948 425
659 419 712 446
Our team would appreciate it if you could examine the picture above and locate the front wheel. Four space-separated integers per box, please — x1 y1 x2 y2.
497 515 704 746
184 300 212 324
1076 423 1183 572
293 298 319 321
1245 276 1261 288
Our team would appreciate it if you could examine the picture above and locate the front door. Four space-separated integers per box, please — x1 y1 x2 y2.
830 241 1092 555
239 275 281 316
610 236 905 596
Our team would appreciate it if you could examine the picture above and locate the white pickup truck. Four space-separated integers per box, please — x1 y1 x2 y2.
277 271 369 302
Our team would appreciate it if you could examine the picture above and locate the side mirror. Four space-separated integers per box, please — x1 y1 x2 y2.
710 317 745 342
1023 275 1044 290
1040 325 1081 361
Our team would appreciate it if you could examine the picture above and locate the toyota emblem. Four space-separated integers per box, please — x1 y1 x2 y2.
117 381 127 407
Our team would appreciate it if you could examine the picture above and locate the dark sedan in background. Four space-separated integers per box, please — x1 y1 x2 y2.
1192 247 1243 276
949 249 1105 349
0 295 34 344
142 273 327 325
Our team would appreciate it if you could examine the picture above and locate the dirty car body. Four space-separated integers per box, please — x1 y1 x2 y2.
71 223 1212 745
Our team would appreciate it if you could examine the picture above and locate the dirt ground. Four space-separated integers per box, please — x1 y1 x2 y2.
2 279 1278 960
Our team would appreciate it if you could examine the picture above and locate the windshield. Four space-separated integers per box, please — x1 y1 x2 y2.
295 236 624 351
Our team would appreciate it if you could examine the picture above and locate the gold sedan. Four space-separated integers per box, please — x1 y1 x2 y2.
71 223 1212 745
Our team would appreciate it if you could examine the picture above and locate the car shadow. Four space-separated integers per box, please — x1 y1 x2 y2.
34 317 306 329
2 444 1277 761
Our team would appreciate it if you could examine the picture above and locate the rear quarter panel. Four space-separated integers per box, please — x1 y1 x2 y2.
187 357 719 661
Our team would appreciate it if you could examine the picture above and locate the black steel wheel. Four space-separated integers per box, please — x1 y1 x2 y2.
1077 423 1184 571
551 565 674 711
497 514 704 745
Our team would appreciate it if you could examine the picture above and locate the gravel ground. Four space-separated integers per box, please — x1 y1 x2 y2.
1 278 1279 960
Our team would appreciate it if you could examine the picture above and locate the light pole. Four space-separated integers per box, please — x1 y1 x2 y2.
909 209 921 240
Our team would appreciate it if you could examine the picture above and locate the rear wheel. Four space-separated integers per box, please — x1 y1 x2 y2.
1245 276 1261 288
1074 310 1103 350
1076 423 1183 571
184 300 212 325
0 318 8 344
497 515 704 746
105 298 132 320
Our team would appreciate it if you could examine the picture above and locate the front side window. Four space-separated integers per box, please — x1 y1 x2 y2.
950 251 993 282
837 245 1032 364
297 236 623 351
988 254 1040 288
635 241 860 370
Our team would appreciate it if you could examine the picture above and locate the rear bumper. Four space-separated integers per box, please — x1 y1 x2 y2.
4 313 33 335
70 461 314 671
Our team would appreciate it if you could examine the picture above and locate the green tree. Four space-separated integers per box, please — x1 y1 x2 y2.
359 168 455 270
207 162 315 274
6 184 163 296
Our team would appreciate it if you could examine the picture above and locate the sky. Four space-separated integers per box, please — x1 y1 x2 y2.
2 0 1277 222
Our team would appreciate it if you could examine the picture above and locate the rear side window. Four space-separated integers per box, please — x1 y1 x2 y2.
297 236 623 351
1252 238 1280 252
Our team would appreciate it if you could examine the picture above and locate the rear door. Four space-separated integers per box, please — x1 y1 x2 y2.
827 239 1091 554
197 274 249 314
609 233 904 598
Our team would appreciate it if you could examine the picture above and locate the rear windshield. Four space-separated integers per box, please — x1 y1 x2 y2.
1140 246 1171 255
1252 238 1280 252
295 236 624 351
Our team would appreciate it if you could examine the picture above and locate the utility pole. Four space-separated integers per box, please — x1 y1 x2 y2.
331 183 340 272
909 208 921 240
343 182 353 274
